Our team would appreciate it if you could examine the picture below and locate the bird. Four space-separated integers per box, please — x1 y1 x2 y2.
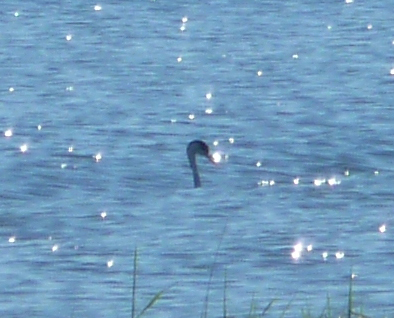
187 140 214 188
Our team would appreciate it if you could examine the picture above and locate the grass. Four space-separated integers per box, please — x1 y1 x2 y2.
202 265 374 318
129 246 376 318
129 248 378 318
201 222 228 318
130 247 172 318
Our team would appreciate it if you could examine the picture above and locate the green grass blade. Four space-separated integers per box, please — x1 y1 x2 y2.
279 297 293 318
201 222 228 318
248 292 256 317
325 293 331 318
261 299 276 317
136 282 176 318
350 311 372 318
347 271 353 318
301 308 311 318
223 268 228 318
131 248 138 318
136 289 164 318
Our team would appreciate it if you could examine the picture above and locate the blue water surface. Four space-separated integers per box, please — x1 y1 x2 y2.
1 1 394 317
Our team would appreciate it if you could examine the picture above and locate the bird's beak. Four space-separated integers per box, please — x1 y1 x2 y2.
208 154 217 164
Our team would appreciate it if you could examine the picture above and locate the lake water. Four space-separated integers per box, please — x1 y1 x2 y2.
1 1 394 317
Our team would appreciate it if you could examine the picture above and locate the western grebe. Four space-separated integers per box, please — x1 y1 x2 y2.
187 140 214 188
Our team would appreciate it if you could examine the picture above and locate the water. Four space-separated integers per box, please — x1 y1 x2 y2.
1 1 394 317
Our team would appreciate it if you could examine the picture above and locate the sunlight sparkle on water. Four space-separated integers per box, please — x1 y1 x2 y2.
205 108 213 114
294 243 303 252
228 138 234 144
66 34 72 41
182 16 188 23
291 243 303 260
322 252 328 261
292 54 299 59
94 4 102 11
37 125 42 130
14 12 19 17
9 87 14 92
94 153 102 162
4 129 12 137
335 251 345 259
188 114 195 120
256 161 261 167
211 152 222 163
107 260 114 268
257 70 263 76
293 178 300 185
180 24 186 32
345 0 353 3
379 224 386 233
68 146 73 153
390 68 394 75
367 24 373 30
20 144 28 153
52 245 59 252
291 250 301 260
8 236 16 243
314 178 325 186
328 177 341 186
61 163 67 169
258 180 275 186
213 140 219 146
291 242 314 260
205 92 212 100
177 56 182 63
101 211 107 219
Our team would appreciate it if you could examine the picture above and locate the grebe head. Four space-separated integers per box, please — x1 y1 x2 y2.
187 140 215 188
187 140 212 160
